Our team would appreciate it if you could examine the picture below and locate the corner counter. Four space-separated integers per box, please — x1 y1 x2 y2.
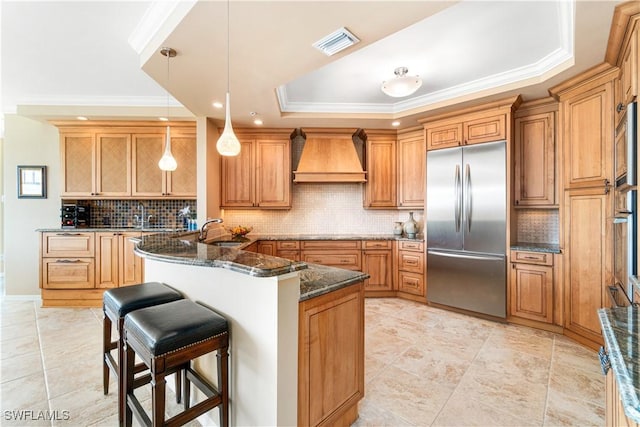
134 230 367 427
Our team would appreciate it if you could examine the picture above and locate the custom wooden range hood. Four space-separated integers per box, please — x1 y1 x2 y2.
292 128 367 183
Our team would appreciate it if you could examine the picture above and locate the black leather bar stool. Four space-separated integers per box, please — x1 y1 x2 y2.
123 299 230 427
103 282 184 423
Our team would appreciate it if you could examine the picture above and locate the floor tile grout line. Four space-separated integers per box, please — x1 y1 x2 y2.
541 334 557 427
33 300 54 427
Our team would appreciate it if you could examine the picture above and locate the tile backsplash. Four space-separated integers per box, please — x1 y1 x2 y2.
516 209 559 244
223 183 422 235
63 199 197 229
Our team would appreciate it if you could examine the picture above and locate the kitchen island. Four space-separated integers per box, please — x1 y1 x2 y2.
134 231 367 427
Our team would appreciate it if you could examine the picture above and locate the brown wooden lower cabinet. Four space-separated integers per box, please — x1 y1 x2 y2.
301 240 362 271
395 240 426 300
298 282 364 427
362 240 393 295
509 250 555 325
606 367 639 427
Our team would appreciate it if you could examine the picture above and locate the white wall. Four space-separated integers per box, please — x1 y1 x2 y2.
4 114 61 296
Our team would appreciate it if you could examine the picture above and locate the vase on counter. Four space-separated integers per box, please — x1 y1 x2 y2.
403 212 418 238
393 221 404 235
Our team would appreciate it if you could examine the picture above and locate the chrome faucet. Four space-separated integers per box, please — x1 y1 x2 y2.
136 203 148 229
198 218 223 241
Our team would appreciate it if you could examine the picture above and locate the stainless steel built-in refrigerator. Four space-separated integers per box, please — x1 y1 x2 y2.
426 140 506 318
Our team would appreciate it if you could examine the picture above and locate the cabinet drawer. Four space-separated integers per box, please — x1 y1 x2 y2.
399 240 424 252
300 240 361 250
276 250 300 262
398 271 425 296
510 250 553 266
42 232 94 257
398 250 424 273
363 240 392 250
41 258 95 289
302 251 362 270
276 240 300 250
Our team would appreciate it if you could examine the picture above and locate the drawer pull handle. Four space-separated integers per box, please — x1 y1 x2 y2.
56 259 83 263
405 260 418 265
523 256 540 260
56 233 82 236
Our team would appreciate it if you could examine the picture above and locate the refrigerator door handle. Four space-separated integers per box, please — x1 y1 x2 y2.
455 164 461 232
465 163 472 232
427 250 504 261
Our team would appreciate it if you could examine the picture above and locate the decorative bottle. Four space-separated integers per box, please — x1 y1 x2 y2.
403 212 418 238
393 221 404 235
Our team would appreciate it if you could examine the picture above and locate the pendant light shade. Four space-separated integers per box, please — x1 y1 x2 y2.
216 92 241 156
216 0 241 157
158 125 178 171
158 47 178 171
381 66 422 98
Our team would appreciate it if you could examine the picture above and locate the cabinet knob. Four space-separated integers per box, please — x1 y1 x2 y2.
617 103 625 113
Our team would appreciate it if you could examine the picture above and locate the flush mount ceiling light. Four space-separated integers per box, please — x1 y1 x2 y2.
381 67 422 98
158 47 178 171
216 0 241 157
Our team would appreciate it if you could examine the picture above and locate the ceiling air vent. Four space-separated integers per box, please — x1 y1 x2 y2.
312 27 360 56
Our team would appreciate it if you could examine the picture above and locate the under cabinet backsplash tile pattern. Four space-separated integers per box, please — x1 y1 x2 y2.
63 199 197 229
223 183 421 235
516 209 559 244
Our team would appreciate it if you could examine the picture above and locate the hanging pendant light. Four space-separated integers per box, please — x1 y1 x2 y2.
158 47 178 171
216 0 241 156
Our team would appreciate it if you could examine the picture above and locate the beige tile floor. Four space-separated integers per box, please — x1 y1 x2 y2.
0 294 604 426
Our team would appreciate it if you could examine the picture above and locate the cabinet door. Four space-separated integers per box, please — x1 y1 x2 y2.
463 114 506 145
514 112 556 206
256 139 290 208
119 232 144 286
257 241 276 256
362 250 393 292
60 133 95 196
397 131 425 209
562 82 613 189
95 232 119 289
167 133 197 197
132 134 166 196
621 30 637 106
221 139 255 207
41 258 95 289
364 137 396 208
426 121 462 150
96 133 131 197
563 188 611 345
510 263 553 323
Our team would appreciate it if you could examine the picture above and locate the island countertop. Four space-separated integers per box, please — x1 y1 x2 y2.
133 230 368 301
598 306 640 423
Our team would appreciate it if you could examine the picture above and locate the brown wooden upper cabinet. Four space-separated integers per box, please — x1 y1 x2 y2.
611 6 638 126
220 132 291 209
57 122 196 199
514 100 557 207
425 113 506 150
397 129 425 209
363 134 396 208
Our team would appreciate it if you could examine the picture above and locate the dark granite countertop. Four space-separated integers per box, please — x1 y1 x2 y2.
133 231 369 301
598 307 640 423
36 227 186 233
510 242 561 254
253 233 423 242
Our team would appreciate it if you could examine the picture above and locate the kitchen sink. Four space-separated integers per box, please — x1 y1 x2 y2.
206 239 244 247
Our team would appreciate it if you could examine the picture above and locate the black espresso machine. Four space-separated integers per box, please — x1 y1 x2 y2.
61 203 90 228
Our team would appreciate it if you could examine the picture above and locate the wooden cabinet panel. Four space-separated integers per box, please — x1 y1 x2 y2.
397 130 425 209
301 241 361 250
257 241 276 256
276 241 300 261
119 232 144 286
426 121 462 150
256 139 290 207
132 134 166 196
298 283 364 427
221 136 290 209
364 137 396 208
398 271 424 296
276 241 300 250
399 240 423 252
362 249 393 292
463 114 506 145
167 133 197 197
564 188 611 345
221 139 255 207
511 250 553 266
60 133 95 196
510 262 553 323
41 258 95 289
398 251 424 274
42 232 94 257
96 133 131 197
363 240 392 250
302 251 362 270
562 83 613 188
276 250 300 261
514 112 556 206
95 232 119 289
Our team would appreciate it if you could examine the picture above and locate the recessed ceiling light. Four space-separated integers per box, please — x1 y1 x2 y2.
254 119 263 126
77 116 88 121
159 117 169 122
391 121 400 127
250 112 263 125
213 101 223 109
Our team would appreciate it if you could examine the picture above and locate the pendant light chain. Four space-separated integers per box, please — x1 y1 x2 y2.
227 0 230 94
158 47 178 171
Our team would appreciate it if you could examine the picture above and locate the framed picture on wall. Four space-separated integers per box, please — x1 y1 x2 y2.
17 165 47 199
